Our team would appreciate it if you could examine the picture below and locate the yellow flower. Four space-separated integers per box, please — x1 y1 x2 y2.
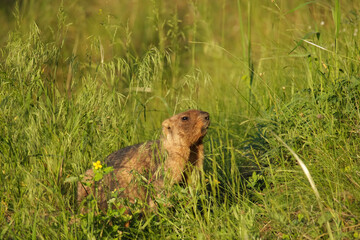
93 161 102 170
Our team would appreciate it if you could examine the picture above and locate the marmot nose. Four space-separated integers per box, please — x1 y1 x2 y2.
200 111 210 121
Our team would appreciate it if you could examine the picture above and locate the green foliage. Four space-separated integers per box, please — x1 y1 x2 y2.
1 0 360 239
75 163 142 239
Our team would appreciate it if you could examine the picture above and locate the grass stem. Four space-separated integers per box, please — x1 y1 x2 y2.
272 133 334 240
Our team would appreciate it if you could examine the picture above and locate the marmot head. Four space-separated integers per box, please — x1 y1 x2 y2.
162 110 210 147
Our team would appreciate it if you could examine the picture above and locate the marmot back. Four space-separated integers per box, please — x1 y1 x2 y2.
77 109 210 211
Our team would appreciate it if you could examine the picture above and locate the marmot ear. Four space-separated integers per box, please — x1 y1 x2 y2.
162 119 171 130
162 119 172 137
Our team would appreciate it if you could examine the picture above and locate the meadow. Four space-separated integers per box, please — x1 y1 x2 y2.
1 0 360 239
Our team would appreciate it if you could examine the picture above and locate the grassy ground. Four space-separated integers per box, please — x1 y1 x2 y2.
1 0 360 239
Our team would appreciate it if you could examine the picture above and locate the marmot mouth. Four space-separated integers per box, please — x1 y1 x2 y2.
201 125 209 135
201 118 210 135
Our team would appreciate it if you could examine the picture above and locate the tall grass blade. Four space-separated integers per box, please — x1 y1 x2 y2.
334 0 341 40
237 0 246 59
284 1 316 15
272 133 334 240
247 0 254 115
333 0 341 80
289 31 320 54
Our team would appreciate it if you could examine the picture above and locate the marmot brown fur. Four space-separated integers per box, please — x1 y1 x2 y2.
77 109 210 210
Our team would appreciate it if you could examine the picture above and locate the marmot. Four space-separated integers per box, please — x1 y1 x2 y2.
77 109 210 210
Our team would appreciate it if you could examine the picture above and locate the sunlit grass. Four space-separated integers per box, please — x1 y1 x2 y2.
1 0 360 239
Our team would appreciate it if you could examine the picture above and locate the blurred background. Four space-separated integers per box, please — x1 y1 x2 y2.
2 0 358 107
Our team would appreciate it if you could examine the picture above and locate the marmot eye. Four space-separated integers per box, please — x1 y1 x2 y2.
181 116 189 121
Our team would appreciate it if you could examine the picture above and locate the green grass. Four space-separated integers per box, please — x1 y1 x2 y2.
1 0 360 239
